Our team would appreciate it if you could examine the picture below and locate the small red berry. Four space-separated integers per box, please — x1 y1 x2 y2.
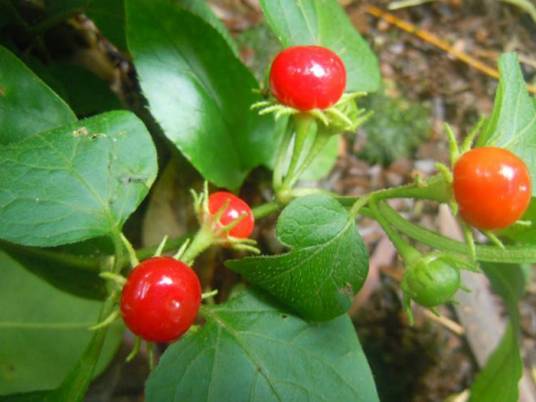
269 45 346 111
120 257 201 342
453 147 531 230
208 191 255 238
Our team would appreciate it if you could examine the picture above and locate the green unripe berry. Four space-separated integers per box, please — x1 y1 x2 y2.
402 255 460 307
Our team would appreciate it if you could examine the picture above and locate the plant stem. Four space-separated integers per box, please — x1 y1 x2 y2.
273 121 294 190
368 201 420 263
377 202 536 263
372 174 451 203
278 114 316 196
46 230 123 402
252 201 281 219
180 228 214 266
284 130 331 190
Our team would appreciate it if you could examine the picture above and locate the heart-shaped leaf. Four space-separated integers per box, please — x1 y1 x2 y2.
227 194 369 321
0 111 157 247
0 46 76 145
126 0 280 189
477 53 536 195
146 289 379 402
259 0 380 92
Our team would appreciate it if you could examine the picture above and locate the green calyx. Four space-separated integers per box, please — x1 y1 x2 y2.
252 91 372 132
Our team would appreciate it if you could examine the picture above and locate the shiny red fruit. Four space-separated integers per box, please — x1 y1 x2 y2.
269 45 346 111
208 191 255 238
453 147 531 230
120 257 201 342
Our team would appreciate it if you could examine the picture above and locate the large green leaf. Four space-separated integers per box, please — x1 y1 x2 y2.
0 46 76 145
477 53 536 195
126 0 280 189
0 111 157 247
0 251 122 395
146 289 379 402
469 263 525 402
259 0 380 92
177 0 238 57
227 194 369 321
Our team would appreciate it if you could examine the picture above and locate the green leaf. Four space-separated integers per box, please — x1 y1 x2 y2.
469 263 524 402
177 0 239 57
477 53 536 195
259 0 380 92
0 111 157 247
126 0 280 189
0 45 76 145
146 289 379 402
0 241 105 300
0 251 122 395
44 296 118 402
500 197 536 244
227 194 369 321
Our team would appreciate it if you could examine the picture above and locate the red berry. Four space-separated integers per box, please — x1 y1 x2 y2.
208 191 255 238
453 147 531 230
269 45 346 111
120 257 201 342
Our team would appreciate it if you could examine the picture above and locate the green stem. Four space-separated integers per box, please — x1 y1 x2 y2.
47 292 117 402
378 202 536 263
180 228 214 266
252 201 281 219
368 201 420 263
284 130 331 190
372 174 451 203
45 230 123 402
273 121 294 190
281 115 316 190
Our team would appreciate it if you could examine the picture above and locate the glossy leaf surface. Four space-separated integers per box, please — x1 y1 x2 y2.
0 46 76 145
0 111 157 247
227 194 369 320
126 0 279 189
146 289 379 402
